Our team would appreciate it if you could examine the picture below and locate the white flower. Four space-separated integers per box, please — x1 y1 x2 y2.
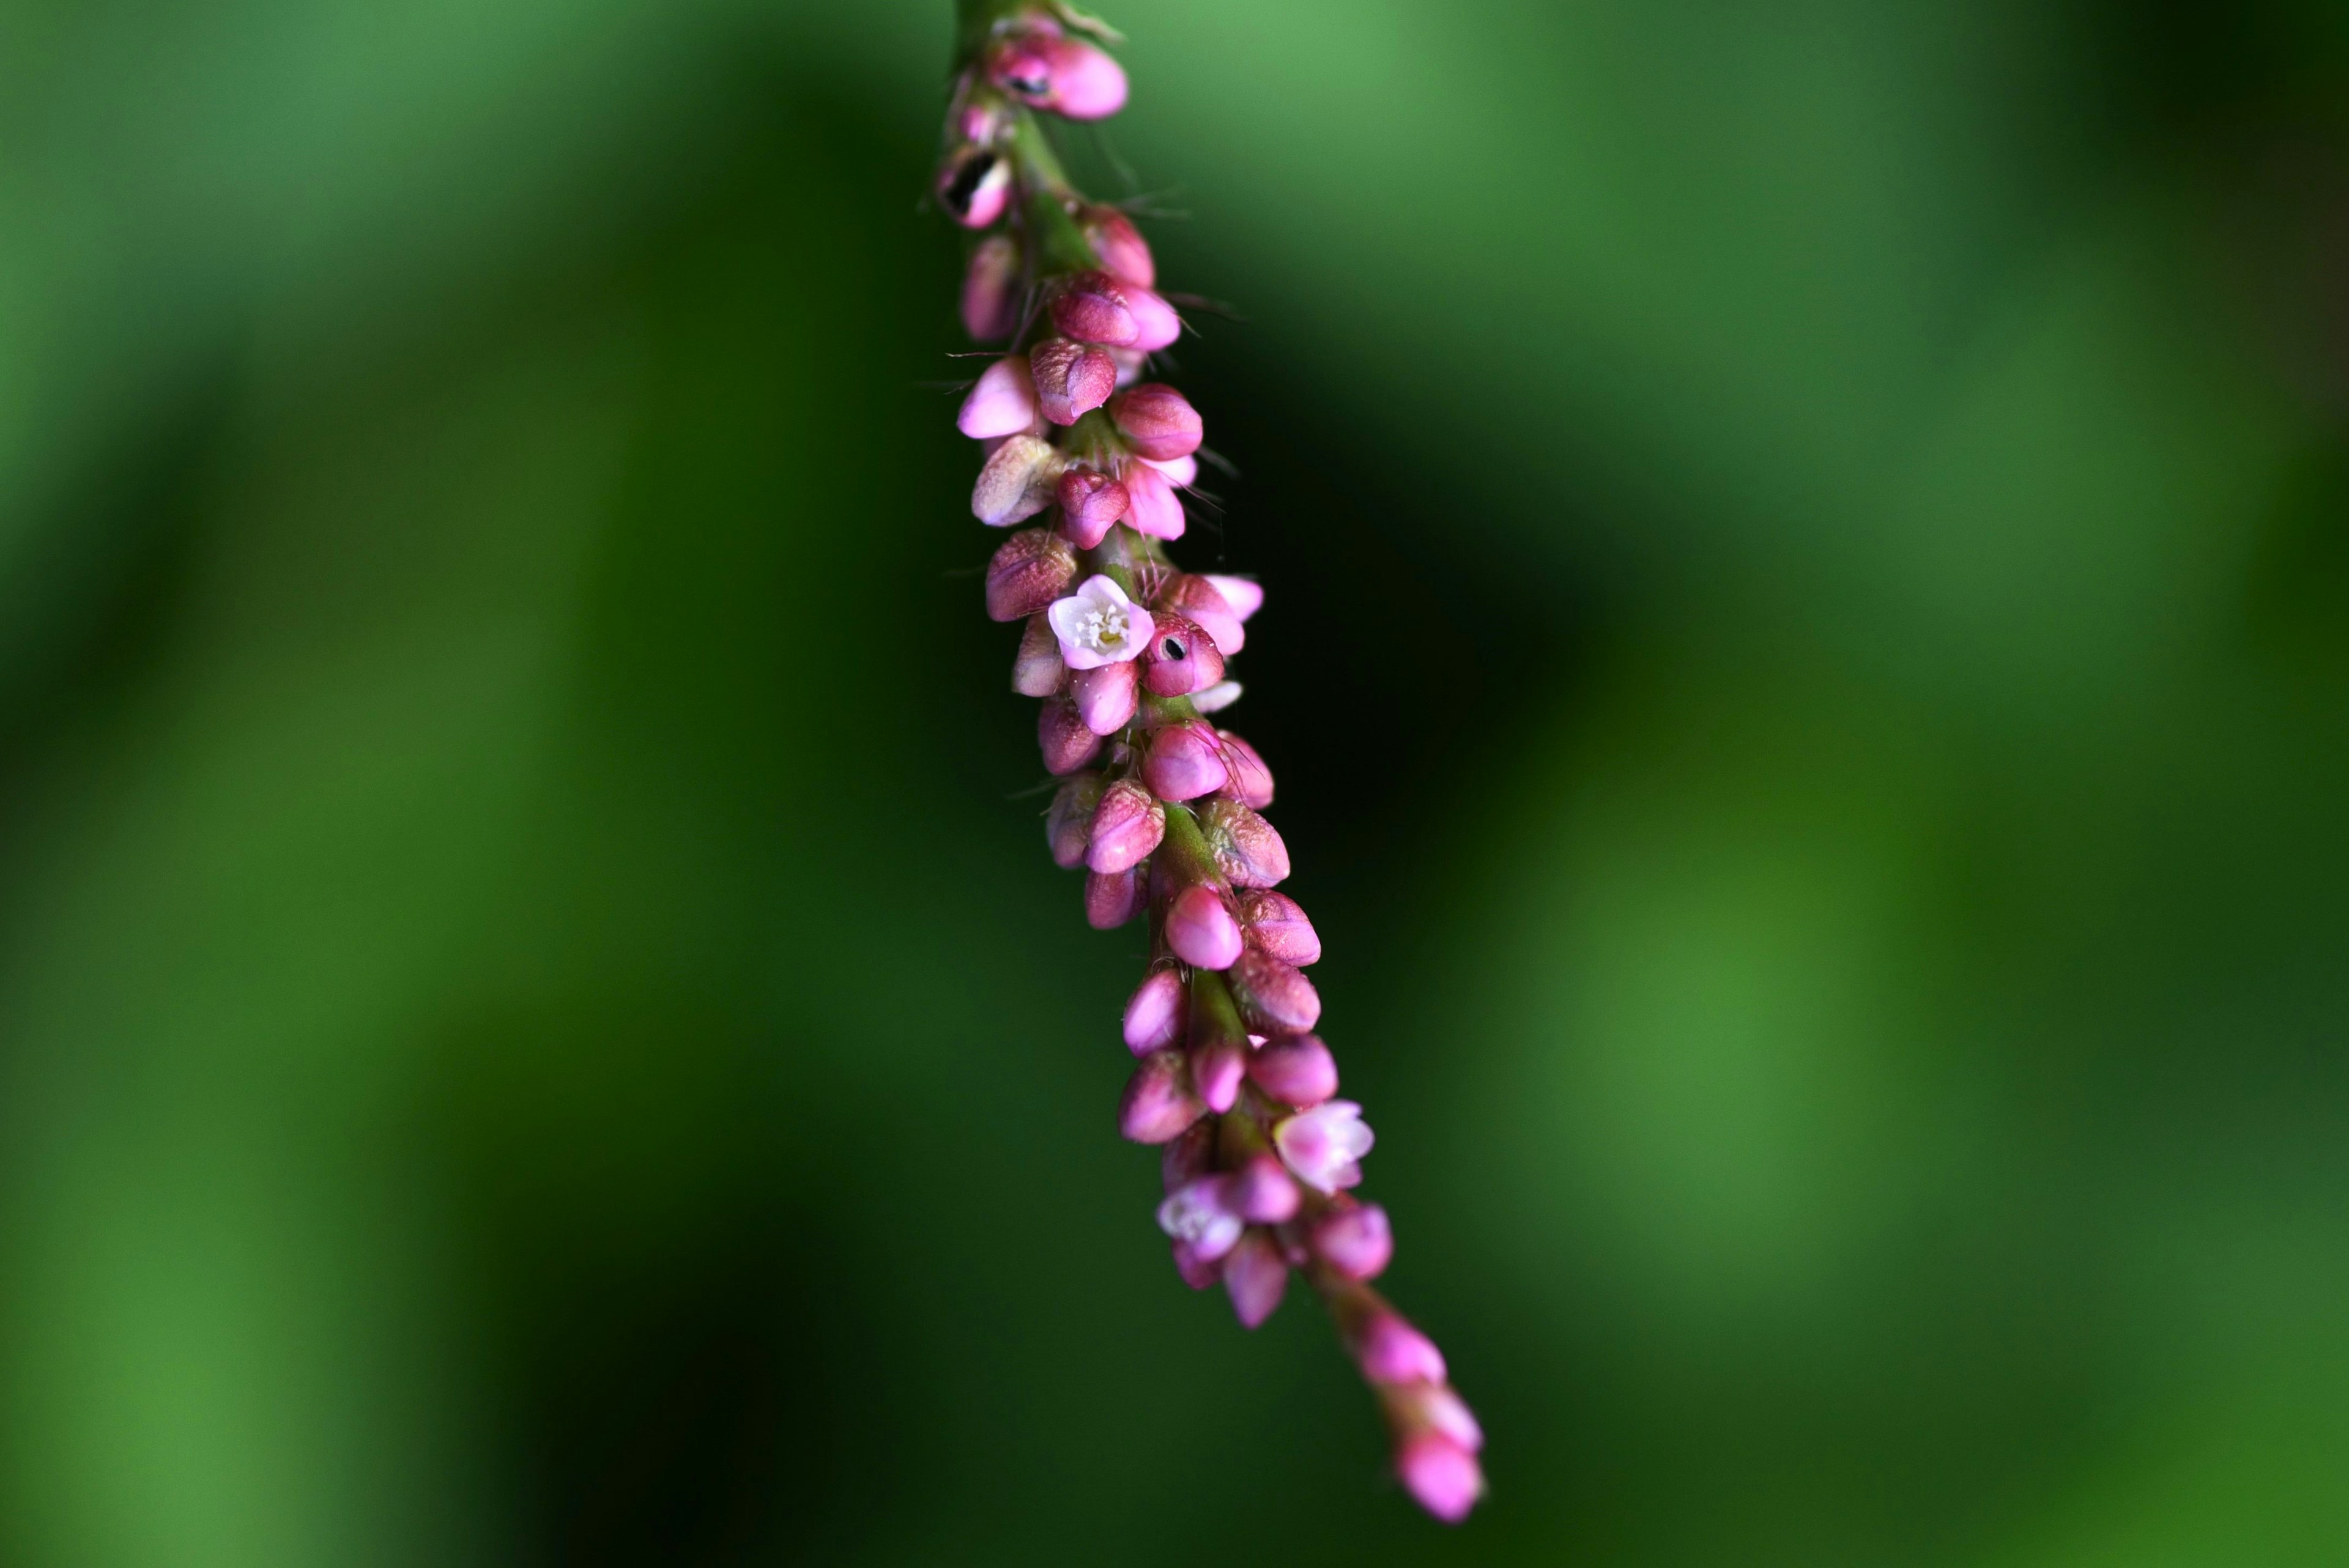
1155 1176 1244 1262
1046 574 1153 671
1273 1100 1375 1194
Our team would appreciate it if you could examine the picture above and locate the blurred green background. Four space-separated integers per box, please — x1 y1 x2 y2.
2 0 2347 1562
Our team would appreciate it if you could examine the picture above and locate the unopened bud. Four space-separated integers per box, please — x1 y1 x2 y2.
1159 574 1245 655
1123 286 1182 352
1170 1238 1223 1290
956 353 1040 439
1223 1229 1290 1329
1085 866 1143 929
1199 797 1289 887
1056 467 1129 549
1311 1202 1392 1280
1123 966 1188 1056
961 234 1023 341
1140 614 1226 697
1143 452 1197 486
1045 772 1105 869
1354 1310 1447 1386
1236 888 1319 965
1165 884 1242 970
1216 729 1274 808
1081 206 1154 287
1230 945 1320 1035
1071 658 1140 736
1202 574 1263 622
1121 458 1186 540
1247 1033 1337 1107
1141 721 1229 801
937 146 1011 229
973 434 1063 526
1400 1383 1485 1454
1086 779 1164 873
1193 1033 1247 1112
1395 1432 1485 1524
987 32 1129 121
1049 270 1138 346
1227 1153 1301 1224
1110 384 1203 461
1161 1117 1217 1192
1030 336 1117 426
1012 613 1064 697
984 528 1077 623
1038 694 1102 775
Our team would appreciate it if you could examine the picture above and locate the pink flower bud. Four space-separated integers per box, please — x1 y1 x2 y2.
1216 729 1274 809
1247 1034 1338 1107
1012 613 1064 697
937 146 1011 228
973 434 1062 525
1141 721 1228 801
1038 694 1102 775
1048 270 1138 346
984 528 1077 623
1230 945 1320 1035
1029 336 1117 426
961 234 1023 340
987 33 1129 121
1121 458 1186 540
1311 1202 1392 1280
1142 452 1197 486
1192 1032 1247 1113
1159 574 1245 655
1047 574 1152 669
1227 1153 1301 1224
1120 1049 1205 1143
1199 798 1290 888
1355 1309 1447 1385
1274 1099 1373 1193
1223 1229 1290 1329
1086 866 1143 929
1236 889 1320 965
1164 884 1242 970
1123 286 1182 352
1110 384 1203 461
1045 772 1105 870
1140 614 1226 697
1071 658 1140 736
1404 1384 1485 1453
1156 1176 1243 1260
1171 1239 1223 1290
1123 966 1187 1056
1081 206 1154 287
1395 1432 1485 1523
1202 574 1263 622
1056 467 1129 548
957 353 1040 439
1086 779 1164 873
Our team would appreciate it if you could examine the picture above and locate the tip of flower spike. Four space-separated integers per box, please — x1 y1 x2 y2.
1395 1432 1485 1523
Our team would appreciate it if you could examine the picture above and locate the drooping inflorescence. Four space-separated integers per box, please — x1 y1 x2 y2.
937 0 1485 1522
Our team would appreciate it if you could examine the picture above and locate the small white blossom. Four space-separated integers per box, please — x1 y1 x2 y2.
1046 574 1153 670
1274 1100 1375 1194
1155 1176 1244 1262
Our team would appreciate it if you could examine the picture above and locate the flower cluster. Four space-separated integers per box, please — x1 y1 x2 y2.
938 0 1484 1523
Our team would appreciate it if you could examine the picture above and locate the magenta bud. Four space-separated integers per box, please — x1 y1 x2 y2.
1056 467 1129 548
1230 945 1321 1035
1408 1384 1485 1454
987 33 1129 121
1356 1310 1447 1385
1216 729 1274 809
1048 270 1138 347
937 146 1011 228
1160 574 1245 655
1199 798 1290 888
1171 1238 1223 1290
973 434 1063 526
1247 1034 1338 1107
1085 866 1143 930
1312 1202 1392 1280
1012 613 1064 697
1045 772 1105 870
1164 884 1242 970
1223 1230 1290 1329
1110 384 1203 461
1140 614 1226 697
1203 574 1263 622
1121 458 1186 540
1071 658 1140 737
1228 1153 1301 1224
1161 1117 1217 1192
1396 1432 1485 1524
1123 286 1182 352
1029 336 1118 426
961 234 1023 341
984 528 1077 623
1081 206 1155 287
1086 779 1165 873
1038 694 1102 776
1193 1033 1247 1113
1141 721 1229 801
957 353 1040 439
1119 1049 1205 1143
1236 889 1320 965
1124 966 1188 1056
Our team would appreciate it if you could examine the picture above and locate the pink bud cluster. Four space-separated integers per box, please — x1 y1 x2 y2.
938 2 1482 1524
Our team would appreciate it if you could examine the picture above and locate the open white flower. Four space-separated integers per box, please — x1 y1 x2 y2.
1274 1100 1375 1194
1046 574 1153 670
1156 1176 1244 1261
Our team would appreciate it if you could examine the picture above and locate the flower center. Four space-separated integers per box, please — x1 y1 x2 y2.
1076 604 1130 652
